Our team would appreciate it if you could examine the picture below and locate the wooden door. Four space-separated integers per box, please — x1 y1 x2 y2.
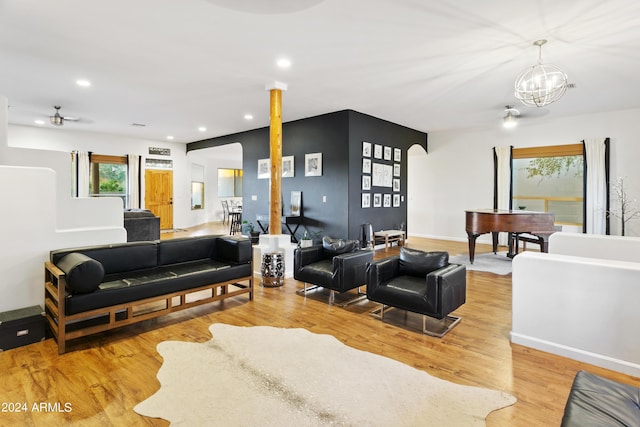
145 169 173 230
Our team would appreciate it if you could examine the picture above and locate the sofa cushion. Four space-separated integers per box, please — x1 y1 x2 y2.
65 263 251 315
322 236 358 256
399 248 448 277
57 252 105 294
158 236 218 266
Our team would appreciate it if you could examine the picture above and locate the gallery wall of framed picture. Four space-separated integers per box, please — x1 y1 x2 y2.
258 153 323 179
361 141 401 209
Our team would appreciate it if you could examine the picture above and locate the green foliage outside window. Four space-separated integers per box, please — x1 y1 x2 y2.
525 155 583 182
90 163 126 195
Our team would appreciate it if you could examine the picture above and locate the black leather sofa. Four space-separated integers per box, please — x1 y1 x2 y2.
366 248 466 336
561 370 640 426
294 237 373 305
44 235 253 353
124 209 160 241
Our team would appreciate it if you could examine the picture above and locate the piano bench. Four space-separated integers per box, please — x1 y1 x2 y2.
517 233 543 251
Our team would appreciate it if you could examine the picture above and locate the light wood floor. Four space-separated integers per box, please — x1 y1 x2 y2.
2 223 638 426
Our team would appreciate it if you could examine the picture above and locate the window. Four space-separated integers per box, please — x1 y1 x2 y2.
90 154 128 206
512 144 583 226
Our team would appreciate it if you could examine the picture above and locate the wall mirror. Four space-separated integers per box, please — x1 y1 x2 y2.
218 168 243 197
191 182 204 210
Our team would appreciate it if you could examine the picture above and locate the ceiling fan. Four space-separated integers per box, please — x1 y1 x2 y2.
49 106 79 126
501 105 549 128
502 105 520 128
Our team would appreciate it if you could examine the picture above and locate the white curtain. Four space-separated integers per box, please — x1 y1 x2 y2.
495 146 512 246
76 151 90 198
584 138 607 234
127 154 141 209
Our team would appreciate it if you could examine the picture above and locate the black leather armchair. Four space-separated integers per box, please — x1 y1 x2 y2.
294 237 373 305
366 248 466 336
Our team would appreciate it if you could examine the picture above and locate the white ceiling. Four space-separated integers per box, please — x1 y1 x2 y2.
2 0 640 144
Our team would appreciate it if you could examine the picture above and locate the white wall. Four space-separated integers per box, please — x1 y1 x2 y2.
0 95 129 312
7 123 191 229
408 107 640 242
512 250 640 377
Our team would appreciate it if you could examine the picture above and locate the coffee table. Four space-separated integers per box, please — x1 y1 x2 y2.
374 230 406 250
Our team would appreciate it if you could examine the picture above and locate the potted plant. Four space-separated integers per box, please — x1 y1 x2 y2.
242 221 260 244
299 229 321 248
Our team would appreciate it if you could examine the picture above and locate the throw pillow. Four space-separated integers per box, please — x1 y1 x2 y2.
57 252 105 294
322 236 358 256
399 248 448 277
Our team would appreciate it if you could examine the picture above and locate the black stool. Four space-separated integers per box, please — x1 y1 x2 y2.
229 212 242 235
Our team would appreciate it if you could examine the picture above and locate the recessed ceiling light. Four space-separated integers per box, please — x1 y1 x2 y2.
198 126 207 132
276 58 291 68
34 120 45 125
76 79 91 87
244 114 254 120
166 135 174 140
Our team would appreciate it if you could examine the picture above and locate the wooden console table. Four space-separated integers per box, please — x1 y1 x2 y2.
255 214 305 243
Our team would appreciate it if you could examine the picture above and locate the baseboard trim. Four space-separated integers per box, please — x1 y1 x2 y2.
510 332 640 378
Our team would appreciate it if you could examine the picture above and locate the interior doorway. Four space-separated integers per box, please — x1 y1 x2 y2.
407 144 429 238
145 169 174 230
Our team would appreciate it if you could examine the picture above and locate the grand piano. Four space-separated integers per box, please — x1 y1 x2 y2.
465 209 557 263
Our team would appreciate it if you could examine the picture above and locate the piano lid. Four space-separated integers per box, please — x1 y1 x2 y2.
466 208 550 215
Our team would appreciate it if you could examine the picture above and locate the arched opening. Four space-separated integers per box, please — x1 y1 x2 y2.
407 143 428 238
186 142 243 228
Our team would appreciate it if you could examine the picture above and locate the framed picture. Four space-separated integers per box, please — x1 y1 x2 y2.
290 191 302 216
394 148 401 162
393 163 401 177
362 158 371 174
362 175 371 190
361 193 370 208
383 194 391 207
258 158 270 179
305 152 322 176
393 178 400 192
374 144 383 159
384 146 392 161
372 163 393 187
393 194 401 207
362 141 372 157
373 193 382 208
282 155 294 178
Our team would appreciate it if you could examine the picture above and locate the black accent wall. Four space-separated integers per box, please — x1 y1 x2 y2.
187 110 427 242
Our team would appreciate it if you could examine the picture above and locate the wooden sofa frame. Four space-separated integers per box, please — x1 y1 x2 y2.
44 261 253 354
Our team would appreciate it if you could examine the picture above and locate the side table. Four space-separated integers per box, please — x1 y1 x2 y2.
261 251 284 287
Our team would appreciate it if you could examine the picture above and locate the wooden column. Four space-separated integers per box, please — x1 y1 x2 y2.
269 88 283 234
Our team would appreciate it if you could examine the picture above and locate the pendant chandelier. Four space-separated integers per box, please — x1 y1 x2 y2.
514 40 568 107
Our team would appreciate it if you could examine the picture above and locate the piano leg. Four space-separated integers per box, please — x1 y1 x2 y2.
492 232 499 254
507 233 519 258
467 232 479 264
